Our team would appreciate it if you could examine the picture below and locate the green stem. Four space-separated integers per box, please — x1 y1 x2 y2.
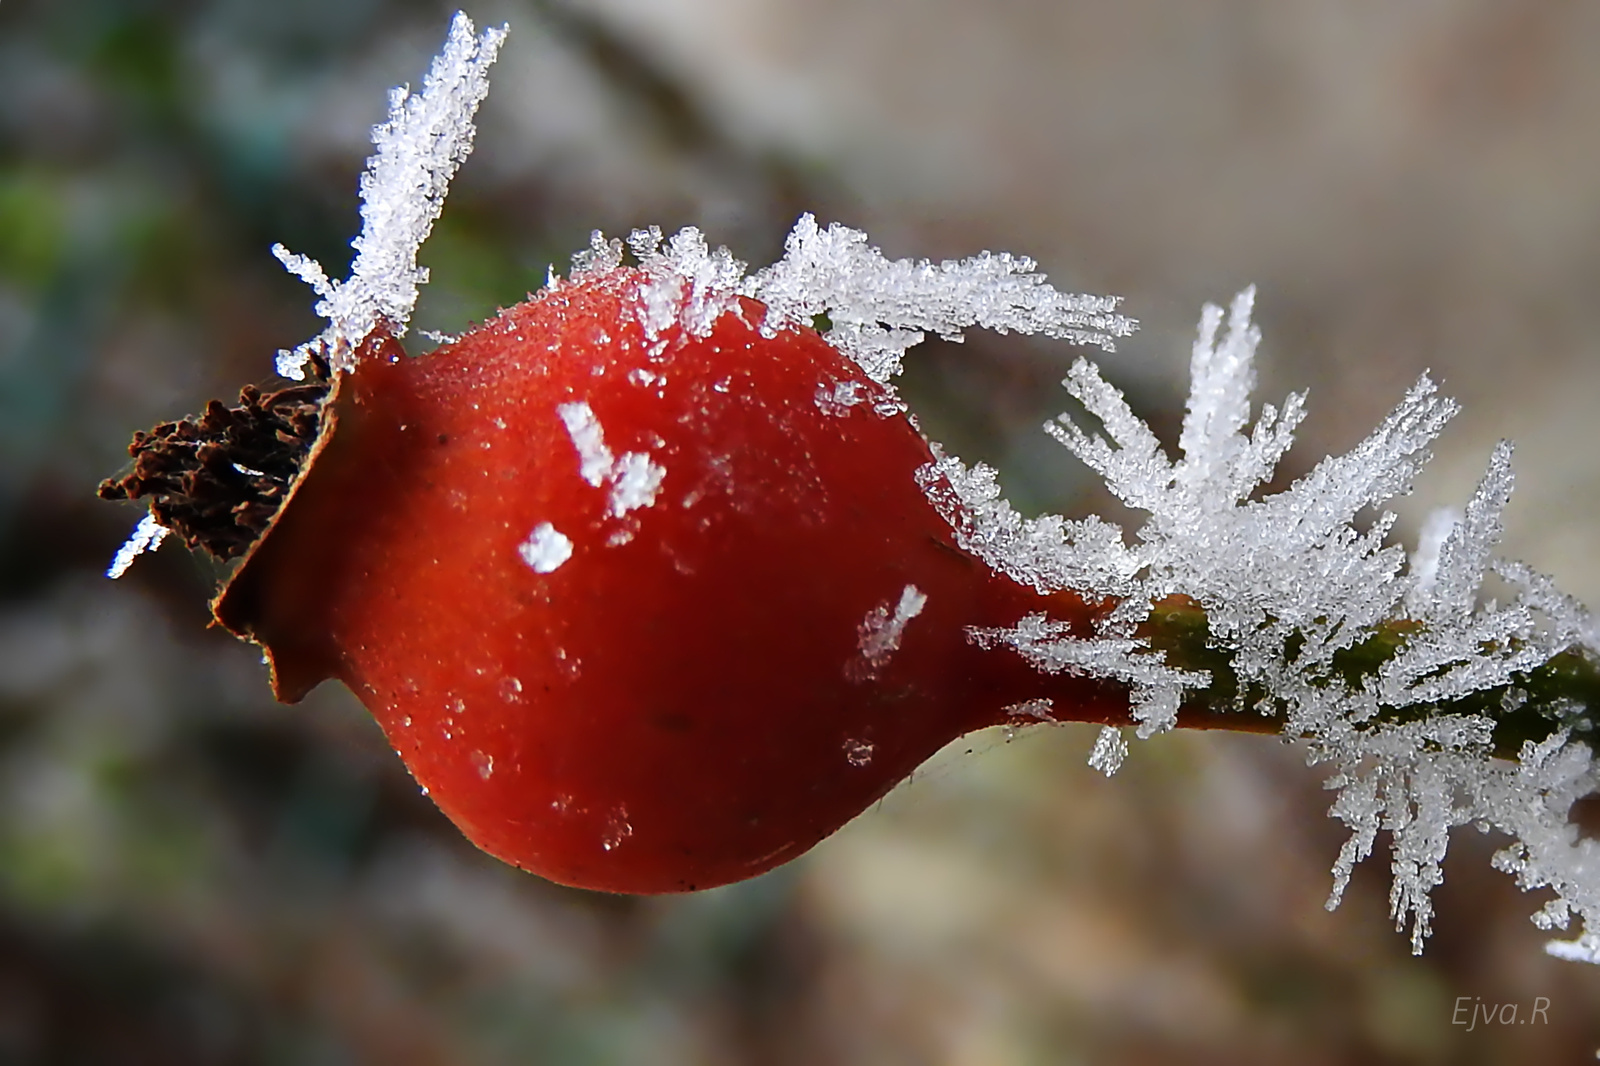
1142 597 1600 760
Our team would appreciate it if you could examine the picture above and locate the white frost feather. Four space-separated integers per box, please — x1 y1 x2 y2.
274 13 506 379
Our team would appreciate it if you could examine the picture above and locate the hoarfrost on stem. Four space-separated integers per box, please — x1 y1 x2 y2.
926 285 1600 961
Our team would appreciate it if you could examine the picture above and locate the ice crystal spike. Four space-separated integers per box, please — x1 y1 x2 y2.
106 513 170 579
274 12 507 379
744 213 1138 383
1087 726 1129 777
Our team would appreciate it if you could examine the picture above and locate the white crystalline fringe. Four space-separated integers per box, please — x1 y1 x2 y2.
928 284 1600 962
566 213 1136 385
107 513 171 579
273 12 506 379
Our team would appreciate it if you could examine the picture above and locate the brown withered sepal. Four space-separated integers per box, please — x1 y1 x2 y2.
98 352 332 560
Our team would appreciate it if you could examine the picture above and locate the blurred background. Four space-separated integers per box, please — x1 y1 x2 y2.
3 0 1600 1062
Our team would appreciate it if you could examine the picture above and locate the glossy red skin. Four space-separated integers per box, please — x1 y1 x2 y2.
217 268 1123 893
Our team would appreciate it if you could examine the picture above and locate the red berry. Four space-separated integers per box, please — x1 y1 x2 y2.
212 265 1121 893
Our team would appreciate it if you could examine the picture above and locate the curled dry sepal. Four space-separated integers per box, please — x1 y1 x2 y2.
99 12 1600 963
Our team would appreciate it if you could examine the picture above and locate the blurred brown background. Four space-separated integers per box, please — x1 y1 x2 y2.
3 1 1599 1062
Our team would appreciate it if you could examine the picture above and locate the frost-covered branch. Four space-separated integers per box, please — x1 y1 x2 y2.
923 287 1600 961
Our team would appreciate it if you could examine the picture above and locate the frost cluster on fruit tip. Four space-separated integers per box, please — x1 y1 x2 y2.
924 285 1600 962
272 12 507 381
106 12 507 580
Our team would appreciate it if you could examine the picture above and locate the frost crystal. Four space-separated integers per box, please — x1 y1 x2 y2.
517 523 572 574
273 13 506 378
745 214 1138 383
557 401 614 487
848 584 928 682
1088 726 1129 777
106 513 170 579
557 401 666 518
606 452 666 517
1004 698 1055 721
924 284 1600 961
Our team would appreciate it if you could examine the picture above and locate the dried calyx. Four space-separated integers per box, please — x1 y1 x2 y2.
97 351 331 560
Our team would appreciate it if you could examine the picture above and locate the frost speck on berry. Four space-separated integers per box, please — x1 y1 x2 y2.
517 523 572 574
273 12 507 380
557 401 613 488
848 584 928 682
606 452 666 518
556 400 666 517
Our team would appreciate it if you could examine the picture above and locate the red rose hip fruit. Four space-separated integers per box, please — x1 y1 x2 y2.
210 267 1118 893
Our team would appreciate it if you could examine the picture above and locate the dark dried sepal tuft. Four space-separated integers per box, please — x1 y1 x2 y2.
99 352 332 560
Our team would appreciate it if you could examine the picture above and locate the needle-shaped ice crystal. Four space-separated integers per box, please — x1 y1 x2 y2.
745 214 1138 383
106 513 170 579
274 12 506 379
